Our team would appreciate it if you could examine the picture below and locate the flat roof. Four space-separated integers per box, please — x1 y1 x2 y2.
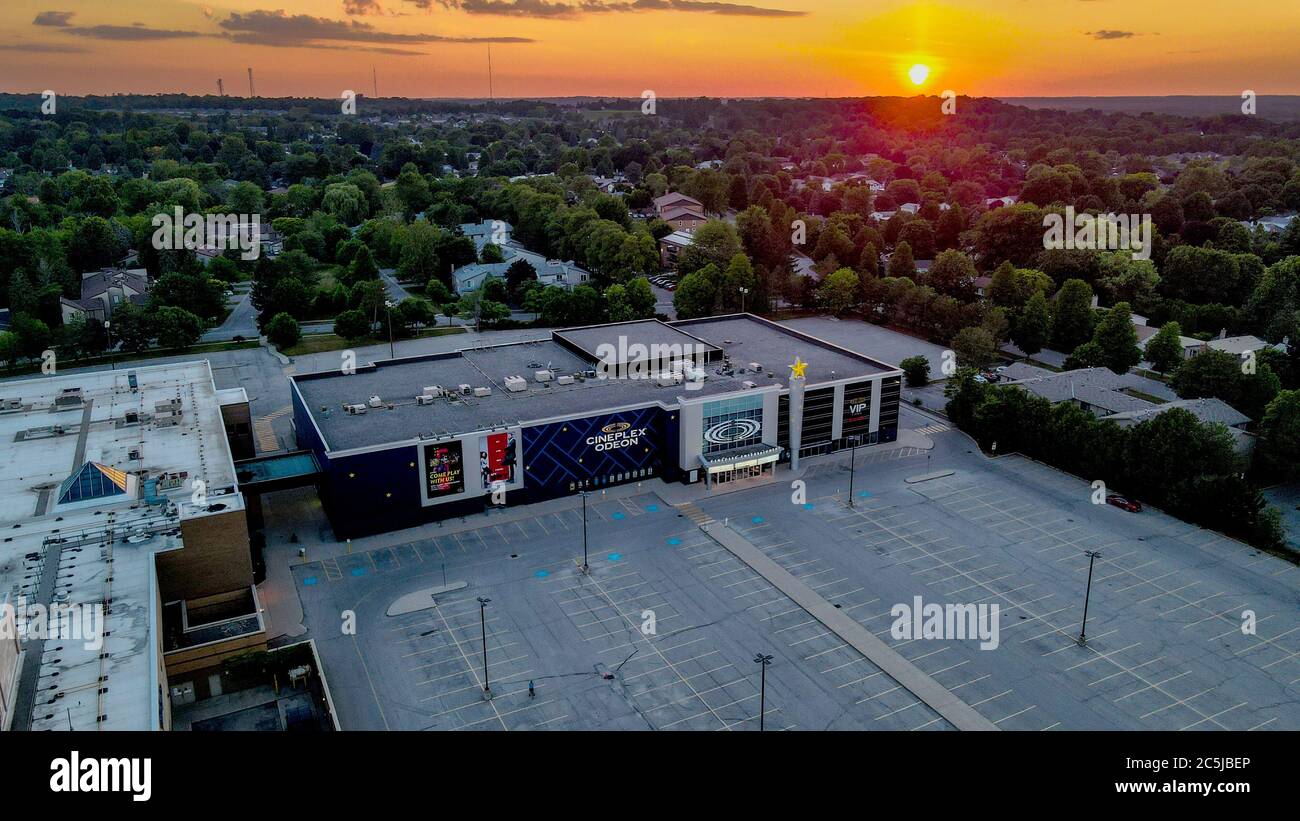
0 360 244 731
553 319 721 365
0 360 240 525
294 314 899 453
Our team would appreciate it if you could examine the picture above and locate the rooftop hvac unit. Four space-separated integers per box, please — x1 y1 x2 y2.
534 369 553 382
556 375 575 385
748 362 763 373
582 369 597 379
742 380 758 389
367 395 384 408
657 372 683 387
417 394 435 405
0 398 21 410
423 385 445 397
458 384 473 396
345 403 367 415
473 386 492 397
503 376 528 393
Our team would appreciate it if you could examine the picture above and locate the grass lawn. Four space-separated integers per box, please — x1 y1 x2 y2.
281 326 465 356
0 340 261 378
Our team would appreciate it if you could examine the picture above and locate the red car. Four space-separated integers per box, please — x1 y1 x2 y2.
1106 494 1142 513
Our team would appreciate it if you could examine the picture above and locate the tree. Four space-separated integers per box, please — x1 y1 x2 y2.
1089 302 1142 374
1051 278 1095 352
673 264 721 319
926 249 977 299
624 277 657 319
394 162 431 219
153 306 203 350
345 245 380 287
900 355 931 387
264 312 301 349
951 326 996 369
1145 321 1185 373
334 308 371 341
1255 389 1300 481
817 267 860 316
888 241 916 278
109 303 154 353
1013 290 1050 356
322 183 368 226
398 223 441 286
676 220 742 277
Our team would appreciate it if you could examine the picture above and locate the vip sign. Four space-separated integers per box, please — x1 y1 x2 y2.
586 421 648 452
844 395 869 423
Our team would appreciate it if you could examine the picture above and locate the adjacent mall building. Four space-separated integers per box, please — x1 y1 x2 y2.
291 314 902 538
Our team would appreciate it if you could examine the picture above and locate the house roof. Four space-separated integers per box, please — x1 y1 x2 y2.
1008 367 1155 414
653 192 702 211
1102 397 1251 428
660 205 707 222
1205 335 1274 356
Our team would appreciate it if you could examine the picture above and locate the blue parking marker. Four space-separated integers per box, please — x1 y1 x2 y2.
667 537 682 545
303 576 318 586
534 570 550 579
803 503 815 510
646 504 658 512
751 516 764 524
608 553 622 561
350 567 367 577
611 511 626 520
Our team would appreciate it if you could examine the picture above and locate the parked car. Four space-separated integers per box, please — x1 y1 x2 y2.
1106 494 1142 513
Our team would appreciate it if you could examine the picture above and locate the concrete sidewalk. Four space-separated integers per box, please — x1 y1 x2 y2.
701 520 999 731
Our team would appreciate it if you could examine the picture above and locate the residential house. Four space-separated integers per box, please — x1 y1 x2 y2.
459 219 513 254
653 192 705 221
452 243 590 295
1007 367 1156 417
658 229 695 269
1102 398 1255 456
660 205 708 232
60 268 150 324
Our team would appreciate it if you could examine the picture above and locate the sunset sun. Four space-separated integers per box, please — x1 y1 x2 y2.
908 63 931 86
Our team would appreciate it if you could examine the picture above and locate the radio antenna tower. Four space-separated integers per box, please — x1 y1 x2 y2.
216 78 224 97
373 66 378 98
487 45 494 103
247 67 255 98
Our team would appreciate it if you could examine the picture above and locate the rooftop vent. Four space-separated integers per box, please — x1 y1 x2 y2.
503 376 527 393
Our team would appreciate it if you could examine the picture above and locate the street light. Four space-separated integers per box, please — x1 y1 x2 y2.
739 286 749 314
383 299 396 359
848 441 858 508
753 653 773 730
103 320 114 370
580 490 590 574
1077 551 1102 645
477 596 492 696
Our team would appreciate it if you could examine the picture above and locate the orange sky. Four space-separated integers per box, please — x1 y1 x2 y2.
0 0 1297 98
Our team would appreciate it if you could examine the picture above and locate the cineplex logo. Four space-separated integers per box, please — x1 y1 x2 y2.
586 421 648 451
594 336 710 391
151 206 262 260
50 752 151 802
1 595 104 651
891 596 1001 650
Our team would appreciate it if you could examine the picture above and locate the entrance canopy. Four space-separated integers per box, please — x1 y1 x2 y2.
699 442 783 474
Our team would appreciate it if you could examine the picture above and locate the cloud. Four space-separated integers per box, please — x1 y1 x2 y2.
218 10 534 47
33 10 75 26
65 23 207 40
416 0 805 17
1086 29 1137 40
0 41 87 53
344 0 386 13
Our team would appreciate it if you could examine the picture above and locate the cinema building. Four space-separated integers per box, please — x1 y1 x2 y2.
290 314 902 538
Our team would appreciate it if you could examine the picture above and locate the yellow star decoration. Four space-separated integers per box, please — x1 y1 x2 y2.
789 357 808 379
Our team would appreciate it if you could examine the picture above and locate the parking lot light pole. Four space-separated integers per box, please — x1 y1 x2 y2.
580 490 590 574
1077 551 1101 645
848 442 858 507
477 596 492 696
384 300 396 359
753 653 773 730
739 286 749 314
